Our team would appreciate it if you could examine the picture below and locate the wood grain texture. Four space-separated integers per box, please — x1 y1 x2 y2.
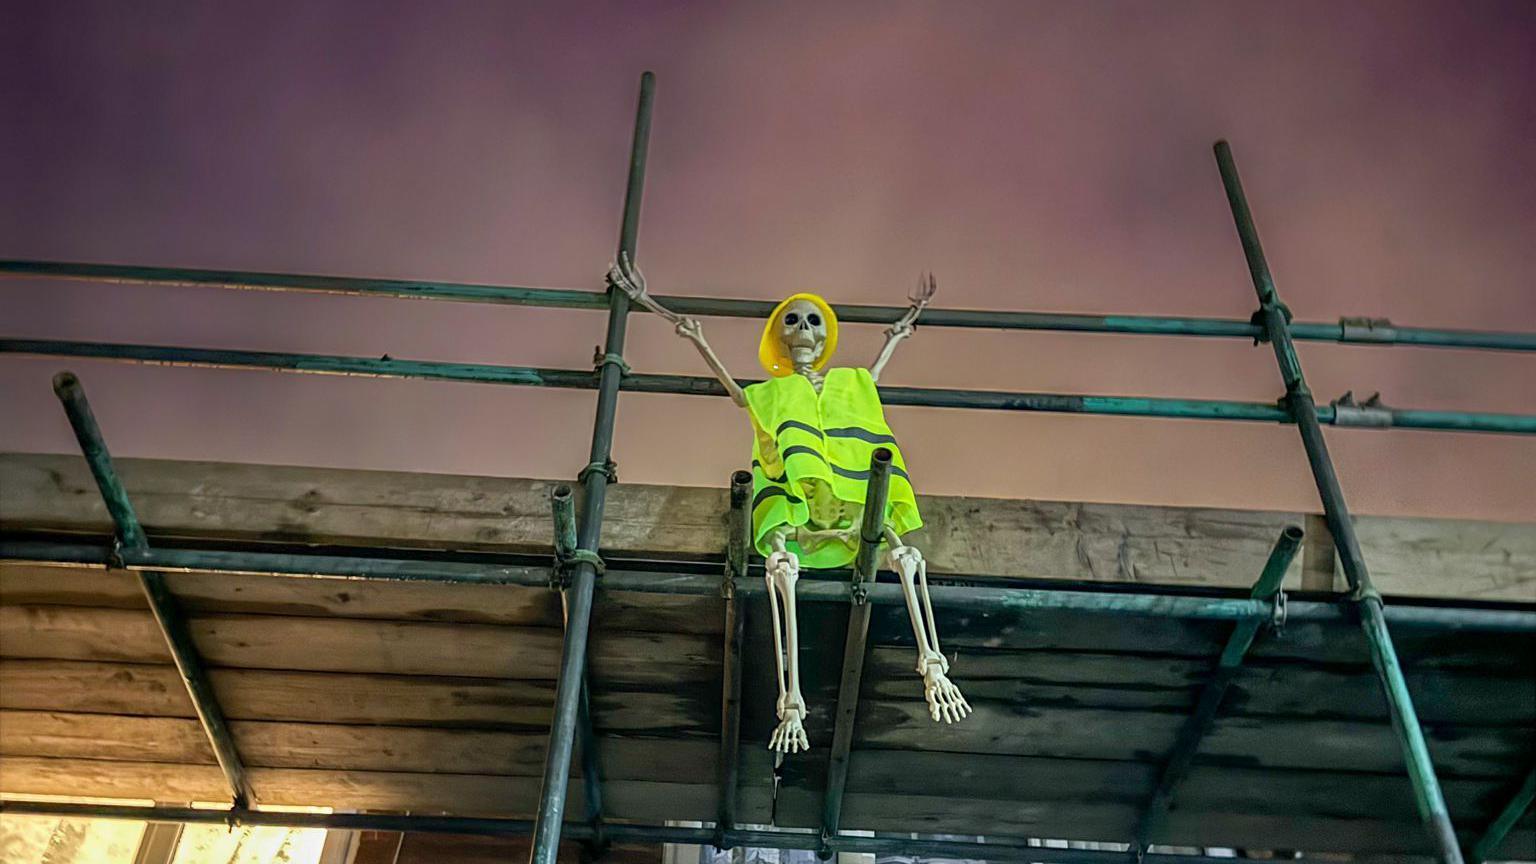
864 647 1536 724
0 563 722 634
0 756 773 824
7 452 1533 598
0 604 720 684
0 710 773 781
0 660 719 735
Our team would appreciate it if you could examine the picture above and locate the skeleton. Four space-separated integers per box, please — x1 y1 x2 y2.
607 254 970 753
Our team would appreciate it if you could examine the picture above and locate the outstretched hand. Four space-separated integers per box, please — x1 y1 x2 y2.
606 251 647 301
888 272 938 338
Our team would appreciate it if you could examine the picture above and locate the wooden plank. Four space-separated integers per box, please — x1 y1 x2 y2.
8 452 1532 599
0 756 774 824
776 754 1536 856
853 700 1530 777
864 601 1536 669
0 605 720 684
0 563 722 635
0 710 774 782
0 660 718 736
865 647 1536 724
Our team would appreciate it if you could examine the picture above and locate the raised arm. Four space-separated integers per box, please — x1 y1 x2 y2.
869 273 938 382
607 253 748 407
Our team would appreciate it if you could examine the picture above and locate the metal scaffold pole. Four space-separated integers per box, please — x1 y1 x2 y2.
6 259 1534 352
822 448 895 852
527 69 654 864
48 372 258 809
1215 139 1467 864
5 338 1533 434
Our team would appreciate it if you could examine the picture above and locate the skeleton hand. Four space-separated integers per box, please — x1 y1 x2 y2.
770 694 810 753
675 316 705 344
889 272 938 335
920 653 970 724
606 251 648 302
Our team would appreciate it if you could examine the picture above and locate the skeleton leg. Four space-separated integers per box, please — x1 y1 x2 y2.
885 528 970 724
765 529 810 753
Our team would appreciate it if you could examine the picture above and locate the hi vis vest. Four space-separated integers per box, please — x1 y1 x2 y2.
744 367 921 567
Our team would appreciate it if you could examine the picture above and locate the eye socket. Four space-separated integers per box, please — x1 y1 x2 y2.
784 312 800 326
807 313 822 326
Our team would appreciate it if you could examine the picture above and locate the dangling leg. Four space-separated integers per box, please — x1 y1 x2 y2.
885 527 970 724
766 528 810 753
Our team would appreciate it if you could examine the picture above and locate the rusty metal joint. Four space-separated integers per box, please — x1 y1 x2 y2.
850 579 870 605
1270 590 1288 633
1352 582 1383 605
1331 390 1393 428
592 348 632 377
1339 316 1398 344
579 459 619 485
552 549 606 591
107 536 128 571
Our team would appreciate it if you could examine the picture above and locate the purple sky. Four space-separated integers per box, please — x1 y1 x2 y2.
2 1 1533 522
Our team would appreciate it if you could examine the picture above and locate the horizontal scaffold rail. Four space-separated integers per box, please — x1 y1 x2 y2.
3 338 1533 435
3 259 1534 352
5 540 1534 632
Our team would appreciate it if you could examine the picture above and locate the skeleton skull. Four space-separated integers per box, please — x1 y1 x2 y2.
778 298 828 368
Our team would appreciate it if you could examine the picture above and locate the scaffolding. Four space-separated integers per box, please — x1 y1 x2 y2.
2 72 1535 864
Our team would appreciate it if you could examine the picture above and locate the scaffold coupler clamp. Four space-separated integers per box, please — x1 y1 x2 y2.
1270 590 1288 634
552 548 606 591
1248 301 1291 345
107 537 128 571
592 346 632 378
1331 391 1393 429
850 576 870 606
1339 316 1397 344
817 829 835 860
578 459 619 485
1351 582 1383 606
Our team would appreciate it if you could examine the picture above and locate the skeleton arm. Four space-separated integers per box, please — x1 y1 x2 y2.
607 253 748 407
869 273 938 382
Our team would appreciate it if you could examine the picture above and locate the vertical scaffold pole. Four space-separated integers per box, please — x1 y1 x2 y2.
822 448 895 853
528 70 654 864
717 470 753 844
1134 525 1303 854
1214 140 1466 864
51 371 258 809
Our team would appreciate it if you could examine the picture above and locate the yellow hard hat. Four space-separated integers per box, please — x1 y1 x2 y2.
759 293 838 376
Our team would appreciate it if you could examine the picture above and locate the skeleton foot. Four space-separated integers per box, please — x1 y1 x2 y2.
769 698 810 754
921 656 971 724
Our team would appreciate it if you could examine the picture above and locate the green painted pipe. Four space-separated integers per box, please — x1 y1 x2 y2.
825 449 895 846
718 472 752 838
1135 526 1305 851
549 484 578 563
49 372 258 809
5 338 1532 434
1217 138 1467 864
530 70 655 864
1469 766 1536 863
5 258 1532 352
6 540 1535 631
